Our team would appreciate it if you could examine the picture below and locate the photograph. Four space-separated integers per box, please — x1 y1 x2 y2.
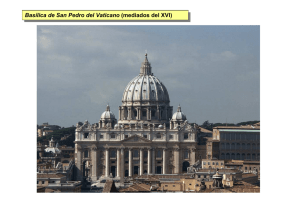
36 25 260 193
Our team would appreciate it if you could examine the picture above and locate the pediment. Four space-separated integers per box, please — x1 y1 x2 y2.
121 134 152 143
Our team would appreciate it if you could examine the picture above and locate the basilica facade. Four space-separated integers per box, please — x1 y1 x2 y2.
74 54 201 181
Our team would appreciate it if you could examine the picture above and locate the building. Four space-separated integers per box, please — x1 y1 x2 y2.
212 126 260 161
201 158 225 169
74 54 202 182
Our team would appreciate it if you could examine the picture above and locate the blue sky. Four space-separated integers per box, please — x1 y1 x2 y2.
37 25 260 127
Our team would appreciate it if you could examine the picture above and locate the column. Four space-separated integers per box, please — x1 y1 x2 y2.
91 145 98 181
128 107 131 120
147 148 151 174
190 148 196 165
174 148 180 174
138 107 141 120
105 148 110 177
76 145 83 181
120 147 125 184
152 148 156 174
119 106 121 120
117 148 121 177
163 148 167 174
139 148 144 175
129 148 132 177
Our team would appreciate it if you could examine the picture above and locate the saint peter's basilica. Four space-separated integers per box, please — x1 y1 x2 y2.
74 54 201 182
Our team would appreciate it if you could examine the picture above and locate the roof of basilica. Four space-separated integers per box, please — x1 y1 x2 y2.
121 54 170 105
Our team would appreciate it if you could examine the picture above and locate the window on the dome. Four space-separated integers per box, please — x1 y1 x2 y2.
143 134 147 138
84 133 89 138
157 134 161 139
142 111 147 117
110 134 115 139
134 110 137 117
169 134 173 139
99 134 103 139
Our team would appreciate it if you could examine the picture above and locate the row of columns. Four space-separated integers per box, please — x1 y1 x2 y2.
119 106 171 121
104 148 170 177
76 146 196 180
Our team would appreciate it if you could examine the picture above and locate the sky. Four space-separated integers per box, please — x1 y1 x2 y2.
37 25 260 127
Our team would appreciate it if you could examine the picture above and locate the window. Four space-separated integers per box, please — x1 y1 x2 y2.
110 134 115 139
221 143 225 149
125 135 128 138
125 151 129 158
184 133 188 139
133 150 139 158
99 134 103 139
37 181 39 184
84 150 89 158
165 185 168 187
169 134 173 139
212 162 215 165
142 111 147 117
221 163 223 165
203 162 206 165
208 162 210 165
157 150 162 158
226 143 230 150
184 150 189 159
151 110 156 117
144 151 148 158
143 134 147 138
42 181 45 184
216 162 219 165
173 185 175 187
157 134 161 139
110 150 116 158
84 133 89 138
111 161 115 164
134 110 137 117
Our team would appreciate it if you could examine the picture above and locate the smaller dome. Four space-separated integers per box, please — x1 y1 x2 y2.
158 124 163 129
172 105 187 120
101 105 115 119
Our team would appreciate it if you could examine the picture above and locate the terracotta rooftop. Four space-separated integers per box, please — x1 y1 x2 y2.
37 173 66 179
119 183 152 192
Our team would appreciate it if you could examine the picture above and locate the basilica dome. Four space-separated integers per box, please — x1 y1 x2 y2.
172 105 187 121
122 54 170 106
100 105 115 120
